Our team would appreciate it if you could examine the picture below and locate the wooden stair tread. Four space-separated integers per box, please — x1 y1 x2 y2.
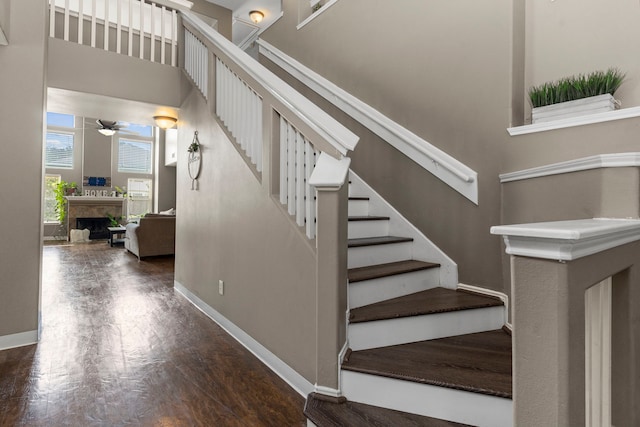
348 236 413 248
342 330 512 398
349 260 440 283
349 287 503 323
304 393 471 427
348 215 390 221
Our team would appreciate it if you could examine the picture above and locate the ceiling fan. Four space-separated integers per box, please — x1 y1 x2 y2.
95 119 129 136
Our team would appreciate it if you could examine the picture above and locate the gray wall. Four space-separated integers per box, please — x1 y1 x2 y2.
175 88 318 382
0 0 47 338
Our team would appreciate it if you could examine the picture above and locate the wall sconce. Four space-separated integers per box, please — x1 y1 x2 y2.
153 115 178 130
98 128 116 136
249 10 264 24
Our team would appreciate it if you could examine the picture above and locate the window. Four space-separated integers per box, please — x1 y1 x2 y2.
44 175 61 223
118 139 153 174
47 112 74 128
45 131 74 169
127 178 152 219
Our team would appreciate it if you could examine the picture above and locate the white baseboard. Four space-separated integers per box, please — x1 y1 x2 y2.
0 330 38 351
174 281 314 397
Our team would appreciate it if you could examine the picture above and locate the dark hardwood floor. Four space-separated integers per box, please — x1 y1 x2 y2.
0 242 306 426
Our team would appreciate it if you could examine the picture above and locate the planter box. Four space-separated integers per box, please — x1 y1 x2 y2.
532 94 619 124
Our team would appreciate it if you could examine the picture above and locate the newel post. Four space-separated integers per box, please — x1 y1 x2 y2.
491 219 640 427
309 152 351 396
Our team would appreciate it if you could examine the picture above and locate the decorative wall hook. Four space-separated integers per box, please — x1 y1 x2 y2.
188 131 202 190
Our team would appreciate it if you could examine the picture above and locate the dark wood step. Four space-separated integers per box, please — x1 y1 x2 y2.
348 235 413 248
349 287 502 324
348 215 390 221
304 393 471 427
342 330 512 398
349 260 440 283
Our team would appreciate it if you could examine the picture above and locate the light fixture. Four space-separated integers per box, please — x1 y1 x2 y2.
153 115 178 130
98 128 116 136
249 10 264 24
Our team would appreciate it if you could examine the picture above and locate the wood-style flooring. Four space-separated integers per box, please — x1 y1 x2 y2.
0 242 305 426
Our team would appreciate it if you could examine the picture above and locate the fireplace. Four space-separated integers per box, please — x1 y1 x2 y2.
76 217 111 240
65 196 124 240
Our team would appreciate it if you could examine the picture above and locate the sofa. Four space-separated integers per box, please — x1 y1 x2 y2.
125 214 175 260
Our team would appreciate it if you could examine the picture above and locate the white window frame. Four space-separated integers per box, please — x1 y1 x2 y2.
118 138 153 175
45 130 75 170
126 178 153 220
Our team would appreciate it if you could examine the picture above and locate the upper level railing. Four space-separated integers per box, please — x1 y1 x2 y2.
49 0 188 66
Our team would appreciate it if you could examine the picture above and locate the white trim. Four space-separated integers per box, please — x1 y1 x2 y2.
257 39 479 204
508 106 640 136
499 152 640 183
237 12 284 52
0 330 38 351
491 218 640 261
457 283 511 329
174 281 314 397
297 0 340 30
181 11 359 157
314 385 341 398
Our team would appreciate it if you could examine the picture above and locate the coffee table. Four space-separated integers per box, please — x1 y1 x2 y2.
107 226 127 247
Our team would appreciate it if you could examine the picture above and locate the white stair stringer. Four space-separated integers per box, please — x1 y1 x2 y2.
341 370 513 427
349 171 457 288
349 268 441 309
348 305 505 351
348 241 413 269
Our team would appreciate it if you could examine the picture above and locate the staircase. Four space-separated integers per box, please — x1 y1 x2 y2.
305 173 513 427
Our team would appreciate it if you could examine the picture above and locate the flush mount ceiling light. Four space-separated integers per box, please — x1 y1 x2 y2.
153 115 178 130
98 128 116 136
249 10 264 24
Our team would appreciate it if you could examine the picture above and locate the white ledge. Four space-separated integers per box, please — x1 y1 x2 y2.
507 106 640 136
500 152 640 183
491 218 640 261
257 39 478 204
182 11 358 158
309 152 351 190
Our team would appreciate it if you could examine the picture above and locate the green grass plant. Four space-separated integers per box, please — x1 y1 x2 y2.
529 68 625 108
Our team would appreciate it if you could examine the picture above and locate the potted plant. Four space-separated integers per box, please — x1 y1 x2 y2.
106 213 124 227
53 180 78 223
528 68 625 124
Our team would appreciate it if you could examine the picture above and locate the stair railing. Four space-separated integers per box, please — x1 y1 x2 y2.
48 0 183 66
181 10 358 395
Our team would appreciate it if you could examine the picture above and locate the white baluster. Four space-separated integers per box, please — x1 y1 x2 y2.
116 0 122 53
256 95 263 172
305 142 316 239
171 9 177 66
91 0 96 47
77 0 84 44
138 0 144 59
160 5 166 65
202 42 208 99
287 123 296 216
149 2 155 62
49 0 56 38
127 0 133 56
103 0 109 50
295 132 305 227
279 117 288 206
63 0 70 41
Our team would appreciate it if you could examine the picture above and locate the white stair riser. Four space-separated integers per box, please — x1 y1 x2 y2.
348 305 505 350
349 269 440 309
348 199 369 216
348 242 413 269
341 370 513 427
348 219 390 239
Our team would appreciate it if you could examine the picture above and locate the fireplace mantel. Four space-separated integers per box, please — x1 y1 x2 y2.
65 197 126 240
